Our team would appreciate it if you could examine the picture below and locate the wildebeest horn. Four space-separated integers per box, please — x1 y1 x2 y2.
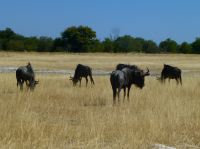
35 80 39 84
69 74 73 80
144 68 150 76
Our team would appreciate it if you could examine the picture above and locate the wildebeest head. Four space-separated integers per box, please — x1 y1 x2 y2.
26 62 39 90
69 75 78 86
29 80 39 90
133 68 150 89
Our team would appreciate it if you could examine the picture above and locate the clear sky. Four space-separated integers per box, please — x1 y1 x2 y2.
0 0 200 43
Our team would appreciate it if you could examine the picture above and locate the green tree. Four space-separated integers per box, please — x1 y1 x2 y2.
192 38 200 54
102 38 114 52
0 28 15 39
24 37 38 51
113 35 142 52
0 28 24 40
159 38 178 53
6 40 24 51
143 40 160 53
52 38 65 52
0 39 2 50
61 26 96 52
88 39 103 52
178 42 192 53
37 36 53 52
0 28 25 50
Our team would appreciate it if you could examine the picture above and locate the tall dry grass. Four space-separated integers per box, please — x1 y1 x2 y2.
0 72 200 148
0 52 200 72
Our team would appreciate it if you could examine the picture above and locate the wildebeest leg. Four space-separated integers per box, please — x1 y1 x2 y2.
175 78 179 85
17 80 22 90
85 77 88 87
89 75 95 85
163 78 166 84
123 88 126 102
112 87 117 105
17 79 20 88
117 87 121 103
127 86 131 101
168 78 170 83
79 78 82 87
179 76 182 85
26 81 29 90
20 80 24 90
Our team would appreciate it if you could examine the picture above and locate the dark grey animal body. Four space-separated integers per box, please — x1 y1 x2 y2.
160 64 182 85
16 62 38 90
70 64 95 86
110 67 149 105
116 63 139 71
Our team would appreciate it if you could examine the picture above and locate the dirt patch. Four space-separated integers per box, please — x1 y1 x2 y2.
0 66 199 77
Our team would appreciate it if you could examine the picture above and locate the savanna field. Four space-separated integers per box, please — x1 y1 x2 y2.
0 52 200 148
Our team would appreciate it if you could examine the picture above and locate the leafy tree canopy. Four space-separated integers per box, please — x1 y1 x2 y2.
0 27 200 54
114 35 143 52
61 26 96 52
179 42 192 53
192 38 200 54
159 38 178 53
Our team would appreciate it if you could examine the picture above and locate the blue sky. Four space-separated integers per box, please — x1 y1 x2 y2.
0 0 200 43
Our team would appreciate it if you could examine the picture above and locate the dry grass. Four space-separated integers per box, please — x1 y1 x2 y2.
0 52 200 148
0 52 200 72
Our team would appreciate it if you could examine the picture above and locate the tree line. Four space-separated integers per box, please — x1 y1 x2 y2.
0 26 199 53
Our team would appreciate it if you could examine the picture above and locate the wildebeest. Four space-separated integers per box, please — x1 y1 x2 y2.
159 64 182 85
69 64 95 86
110 67 150 105
16 62 39 90
116 63 139 71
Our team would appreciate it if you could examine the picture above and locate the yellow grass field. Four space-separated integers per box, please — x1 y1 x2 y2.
1 52 200 71
0 52 200 148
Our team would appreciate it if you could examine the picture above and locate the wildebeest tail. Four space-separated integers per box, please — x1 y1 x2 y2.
16 69 22 87
110 71 119 89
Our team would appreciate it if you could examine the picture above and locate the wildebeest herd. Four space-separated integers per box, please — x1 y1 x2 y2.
16 62 182 105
